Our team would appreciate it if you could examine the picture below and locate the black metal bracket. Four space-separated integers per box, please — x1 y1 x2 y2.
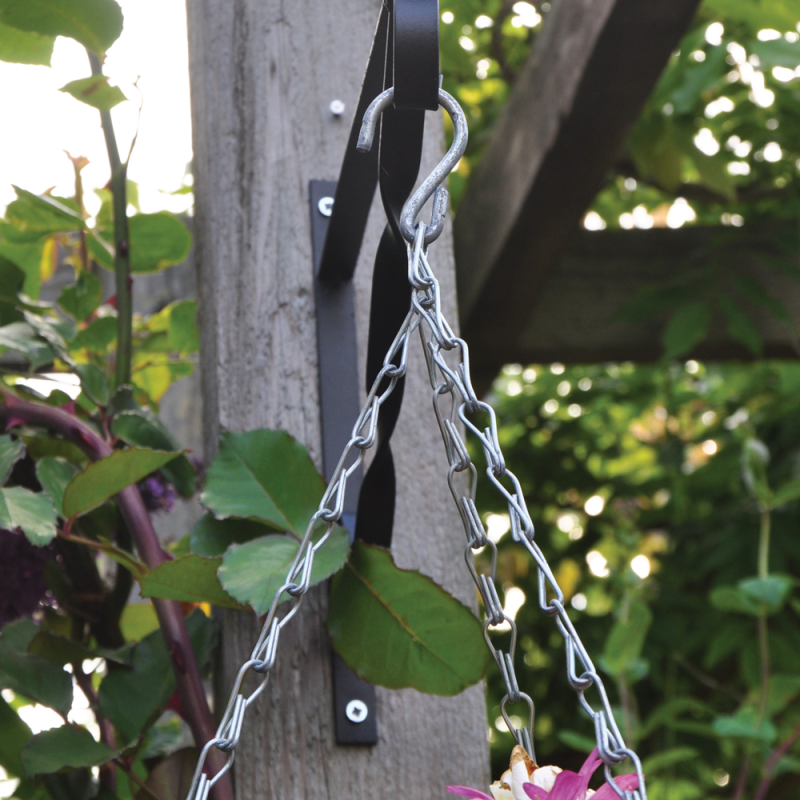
310 179 378 746
311 0 439 748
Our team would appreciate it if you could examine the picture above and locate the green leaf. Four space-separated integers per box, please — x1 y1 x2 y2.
327 543 489 695
23 312 74 362
0 322 53 369
119 604 159 642
703 0 799 29
0 434 24 484
0 694 31 777
603 601 653 677
21 726 116 776
0 236 45 299
0 257 26 304
62 447 179 518
86 231 114 270
139 555 244 609
73 363 109 407
111 411 195 496
749 37 800 68
167 300 199 353
75 315 116 351
128 214 191 273
190 514 276 557
662 301 711 360
713 706 777 743
5 188 85 234
710 585 761 616
219 527 350 614
691 151 736 200
0 487 57 545
27 630 131 667
58 271 102 322
0 20 53 65
556 730 598 754
202 429 325 533
0 642 73 715
769 479 800 508
98 609 215 743
710 575 793 617
767 674 800 715
738 575 793 613
0 0 123 54
60 75 126 111
1 619 41 652
628 115 683 191
670 47 728 114
642 747 699 776
35 457 79 517
717 295 761 355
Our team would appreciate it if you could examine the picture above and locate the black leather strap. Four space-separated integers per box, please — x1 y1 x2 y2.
316 0 440 548
394 0 440 110
354 3 430 547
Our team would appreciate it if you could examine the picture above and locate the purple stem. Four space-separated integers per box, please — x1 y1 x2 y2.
0 391 233 800
753 721 800 800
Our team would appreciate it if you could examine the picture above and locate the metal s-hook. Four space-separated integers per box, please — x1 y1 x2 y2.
357 87 468 245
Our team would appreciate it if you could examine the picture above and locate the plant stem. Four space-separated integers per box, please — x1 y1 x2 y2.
114 758 168 800
758 508 771 579
753 720 800 800
0 391 233 800
757 614 770 722
731 754 751 800
757 508 771 723
87 51 132 388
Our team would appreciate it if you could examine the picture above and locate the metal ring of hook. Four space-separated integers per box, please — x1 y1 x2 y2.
357 87 468 245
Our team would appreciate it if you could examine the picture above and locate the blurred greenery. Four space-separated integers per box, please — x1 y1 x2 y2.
441 0 800 796
441 0 800 228
474 359 800 796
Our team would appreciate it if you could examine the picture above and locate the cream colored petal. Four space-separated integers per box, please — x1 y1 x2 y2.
490 783 515 800
531 766 562 793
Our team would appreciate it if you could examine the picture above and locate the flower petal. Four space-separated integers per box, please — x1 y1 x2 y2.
578 749 603 780
522 783 551 800
549 771 590 800
590 774 639 800
447 786 496 800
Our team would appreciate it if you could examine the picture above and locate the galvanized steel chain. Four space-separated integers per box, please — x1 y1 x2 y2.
186 87 647 800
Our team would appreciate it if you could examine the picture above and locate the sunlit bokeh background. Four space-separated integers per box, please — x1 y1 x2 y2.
0 0 191 217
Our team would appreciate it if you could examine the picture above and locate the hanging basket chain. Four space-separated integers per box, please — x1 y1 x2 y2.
186 89 647 800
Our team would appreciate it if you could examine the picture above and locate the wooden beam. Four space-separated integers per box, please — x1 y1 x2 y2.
187 1 489 798
454 0 701 353
465 225 800 390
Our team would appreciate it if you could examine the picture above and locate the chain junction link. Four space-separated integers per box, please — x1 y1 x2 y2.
187 90 647 800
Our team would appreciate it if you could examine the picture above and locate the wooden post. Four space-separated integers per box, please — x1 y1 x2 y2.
186 1 490 798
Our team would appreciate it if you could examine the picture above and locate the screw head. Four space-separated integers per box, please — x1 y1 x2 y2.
318 196 334 217
330 99 346 116
345 699 368 723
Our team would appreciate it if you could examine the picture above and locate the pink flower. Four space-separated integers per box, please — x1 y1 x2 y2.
447 749 638 800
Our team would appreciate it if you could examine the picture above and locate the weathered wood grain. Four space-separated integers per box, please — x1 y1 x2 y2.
186 0 490 797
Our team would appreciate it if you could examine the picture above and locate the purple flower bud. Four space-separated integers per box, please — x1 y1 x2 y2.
137 471 177 513
0 528 54 628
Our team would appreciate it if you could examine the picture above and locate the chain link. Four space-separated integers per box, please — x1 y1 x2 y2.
187 93 647 800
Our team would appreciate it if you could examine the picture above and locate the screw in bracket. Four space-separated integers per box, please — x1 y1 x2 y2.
318 196 334 217
345 699 368 724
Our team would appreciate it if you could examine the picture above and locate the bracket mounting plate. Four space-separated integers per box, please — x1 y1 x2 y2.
310 179 378 746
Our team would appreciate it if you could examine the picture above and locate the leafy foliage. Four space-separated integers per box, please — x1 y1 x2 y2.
328 543 490 695
478 358 800 796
